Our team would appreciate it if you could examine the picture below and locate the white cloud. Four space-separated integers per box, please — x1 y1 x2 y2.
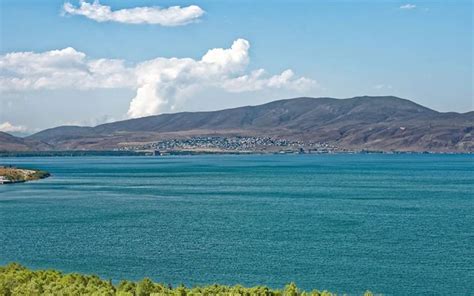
222 69 317 93
0 122 27 133
373 84 393 90
62 0 205 26
0 39 317 118
400 4 416 10
0 47 135 91
60 115 117 127
127 39 253 117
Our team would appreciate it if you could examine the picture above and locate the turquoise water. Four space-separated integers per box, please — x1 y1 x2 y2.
0 154 473 294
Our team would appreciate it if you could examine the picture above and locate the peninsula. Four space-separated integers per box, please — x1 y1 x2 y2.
0 166 50 184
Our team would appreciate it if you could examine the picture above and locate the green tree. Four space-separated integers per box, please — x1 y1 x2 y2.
136 278 155 296
284 282 298 296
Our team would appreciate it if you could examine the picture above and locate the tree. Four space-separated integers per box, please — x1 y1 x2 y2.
284 282 298 296
136 278 155 296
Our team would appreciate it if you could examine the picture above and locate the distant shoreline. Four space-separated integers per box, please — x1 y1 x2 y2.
0 150 472 158
2 97 473 154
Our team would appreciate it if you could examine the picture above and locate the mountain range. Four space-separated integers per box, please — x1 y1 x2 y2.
1 96 473 152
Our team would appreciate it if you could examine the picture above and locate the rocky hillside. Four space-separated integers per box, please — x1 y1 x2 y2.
3 96 473 152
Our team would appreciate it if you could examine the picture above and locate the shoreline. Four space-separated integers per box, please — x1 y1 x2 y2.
0 150 472 158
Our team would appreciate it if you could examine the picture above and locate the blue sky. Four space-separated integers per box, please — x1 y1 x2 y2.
0 0 472 133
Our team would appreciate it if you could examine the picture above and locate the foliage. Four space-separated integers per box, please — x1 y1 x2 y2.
0 263 375 296
0 167 49 182
0 168 23 181
29 169 50 180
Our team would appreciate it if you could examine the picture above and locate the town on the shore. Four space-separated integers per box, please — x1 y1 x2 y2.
116 136 350 155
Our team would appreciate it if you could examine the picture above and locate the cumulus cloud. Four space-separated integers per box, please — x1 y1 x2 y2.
62 0 205 26
400 4 416 10
0 47 135 91
223 69 317 93
127 39 253 117
0 122 27 133
373 84 393 90
0 39 317 118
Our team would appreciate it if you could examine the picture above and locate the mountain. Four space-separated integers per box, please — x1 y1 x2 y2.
0 132 31 151
0 132 52 151
4 96 473 152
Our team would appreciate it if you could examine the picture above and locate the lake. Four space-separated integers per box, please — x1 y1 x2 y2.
0 154 473 294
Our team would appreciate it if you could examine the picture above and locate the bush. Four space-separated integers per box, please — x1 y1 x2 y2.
0 263 375 296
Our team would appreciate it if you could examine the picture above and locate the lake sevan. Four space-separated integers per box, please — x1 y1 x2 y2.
0 154 473 295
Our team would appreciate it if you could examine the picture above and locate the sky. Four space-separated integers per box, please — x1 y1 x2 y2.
0 0 472 134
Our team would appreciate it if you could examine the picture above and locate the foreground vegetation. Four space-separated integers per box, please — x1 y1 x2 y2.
0 263 375 296
0 166 50 183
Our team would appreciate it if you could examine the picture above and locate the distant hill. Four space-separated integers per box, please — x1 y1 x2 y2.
0 132 52 151
0 132 30 151
3 96 473 152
